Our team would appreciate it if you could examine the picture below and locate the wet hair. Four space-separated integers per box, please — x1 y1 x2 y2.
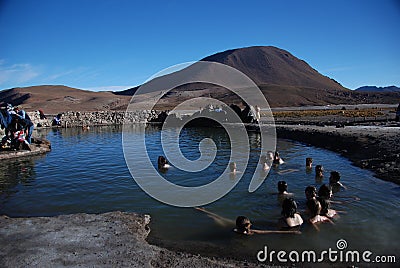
158 156 168 168
278 181 288 194
229 162 236 172
306 157 313 167
305 186 317 200
329 171 341 183
317 196 330 216
318 184 332 199
315 165 323 172
235 216 251 233
281 198 297 218
307 198 322 217
315 165 324 176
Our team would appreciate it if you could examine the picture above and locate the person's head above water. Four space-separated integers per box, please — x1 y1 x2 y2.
315 165 324 176
235 216 251 234
305 186 317 200
307 198 322 217
229 162 237 172
329 171 341 184
281 198 298 218
278 181 288 194
318 184 332 199
306 157 313 168
158 156 168 168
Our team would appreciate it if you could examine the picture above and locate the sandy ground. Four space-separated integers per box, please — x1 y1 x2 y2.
0 212 265 268
276 122 400 185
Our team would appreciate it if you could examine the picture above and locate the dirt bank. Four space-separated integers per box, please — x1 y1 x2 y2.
0 212 262 268
276 123 400 185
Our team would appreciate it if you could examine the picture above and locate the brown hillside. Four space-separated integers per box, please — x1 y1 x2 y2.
0 85 131 113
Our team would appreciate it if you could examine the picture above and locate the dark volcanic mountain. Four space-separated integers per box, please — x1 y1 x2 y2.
135 46 399 108
355 86 400 92
201 46 346 91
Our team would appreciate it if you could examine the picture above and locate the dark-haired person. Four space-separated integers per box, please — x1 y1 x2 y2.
277 181 293 197
234 216 300 235
306 198 333 231
306 157 313 171
273 151 284 165
157 155 170 170
278 198 303 230
329 171 347 193
195 208 301 235
317 184 338 218
315 165 324 182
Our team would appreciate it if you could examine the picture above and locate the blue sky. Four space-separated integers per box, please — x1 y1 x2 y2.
0 0 399 91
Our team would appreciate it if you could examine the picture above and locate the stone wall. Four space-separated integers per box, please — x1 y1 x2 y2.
27 110 162 128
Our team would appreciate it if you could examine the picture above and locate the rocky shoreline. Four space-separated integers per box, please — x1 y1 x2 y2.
0 212 261 268
276 123 400 185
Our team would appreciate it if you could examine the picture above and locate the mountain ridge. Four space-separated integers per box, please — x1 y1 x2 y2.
1 46 399 112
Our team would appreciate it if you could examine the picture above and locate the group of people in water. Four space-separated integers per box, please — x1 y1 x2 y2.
157 150 358 235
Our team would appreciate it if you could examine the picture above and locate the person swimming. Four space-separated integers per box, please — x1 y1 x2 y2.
230 162 237 173
278 181 293 196
260 154 271 171
305 186 317 200
195 208 301 235
234 216 301 235
329 171 347 192
317 184 337 218
273 151 284 165
278 198 303 230
306 198 333 230
158 155 170 170
315 165 324 179
306 157 313 170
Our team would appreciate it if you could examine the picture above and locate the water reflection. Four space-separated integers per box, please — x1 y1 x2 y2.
0 155 42 207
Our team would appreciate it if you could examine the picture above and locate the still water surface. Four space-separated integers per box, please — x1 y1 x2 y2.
0 125 399 262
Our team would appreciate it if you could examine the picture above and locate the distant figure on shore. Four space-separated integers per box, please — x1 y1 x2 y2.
273 151 284 165
158 156 170 170
306 198 334 231
52 114 62 126
329 171 347 192
306 157 313 171
315 165 324 181
13 107 34 144
278 198 303 230
36 109 47 120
